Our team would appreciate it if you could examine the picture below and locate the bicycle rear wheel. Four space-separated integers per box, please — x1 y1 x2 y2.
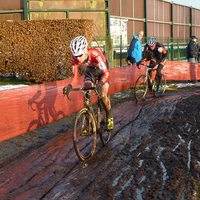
134 75 148 101
95 103 112 146
99 119 112 145
154 74 166 97
73 108 97 161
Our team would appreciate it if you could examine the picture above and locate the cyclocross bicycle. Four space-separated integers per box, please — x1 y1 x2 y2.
64 87 112 161
134 63 166 102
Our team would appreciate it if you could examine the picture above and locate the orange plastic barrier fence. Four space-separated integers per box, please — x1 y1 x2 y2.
0 61 200 142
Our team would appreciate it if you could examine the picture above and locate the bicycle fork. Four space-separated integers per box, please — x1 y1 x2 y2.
80 96 94 136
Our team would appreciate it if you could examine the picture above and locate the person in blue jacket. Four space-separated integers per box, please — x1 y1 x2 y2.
126 30 144 65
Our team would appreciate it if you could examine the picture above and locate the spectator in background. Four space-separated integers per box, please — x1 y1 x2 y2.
126 30 144 65
187 36 198 63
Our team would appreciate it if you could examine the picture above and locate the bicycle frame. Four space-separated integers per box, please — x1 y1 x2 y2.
65 86 102 129
139 64 158 90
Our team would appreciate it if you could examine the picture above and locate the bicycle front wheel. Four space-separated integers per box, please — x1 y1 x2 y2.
73 108 97 161
134 75 148 101
154 74 166 97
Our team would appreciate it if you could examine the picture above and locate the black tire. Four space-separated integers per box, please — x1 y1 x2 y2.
154 74 166 97
134 74 148 101
100 119 112 145
73 108 97 161
95 105 112 146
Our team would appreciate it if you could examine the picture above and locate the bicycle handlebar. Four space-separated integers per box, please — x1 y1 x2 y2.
138 63 157 72
139 63 149 67
64 86 101 101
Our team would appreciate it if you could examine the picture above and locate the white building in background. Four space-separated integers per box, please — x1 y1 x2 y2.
110 17 128 46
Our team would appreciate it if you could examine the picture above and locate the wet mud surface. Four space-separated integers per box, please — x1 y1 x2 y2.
0 86 200 200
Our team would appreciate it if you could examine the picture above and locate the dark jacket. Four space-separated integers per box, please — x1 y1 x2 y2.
187 40 198 59
143 43 153 61
196 43 200 63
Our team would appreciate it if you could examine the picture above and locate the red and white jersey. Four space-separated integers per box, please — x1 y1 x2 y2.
70 48 110 87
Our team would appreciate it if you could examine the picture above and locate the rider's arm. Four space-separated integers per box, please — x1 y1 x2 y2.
158 47 167 64
92 51 110 84
141 45 150 62
69 57 79 87
99 61 110 84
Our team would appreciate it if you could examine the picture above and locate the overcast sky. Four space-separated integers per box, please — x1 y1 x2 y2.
164 0 200 9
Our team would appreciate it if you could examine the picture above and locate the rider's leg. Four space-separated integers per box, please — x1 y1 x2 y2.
99 83 114 130
148 69 152 86
156 63 164 86
84 80 93 103
148 59 156 88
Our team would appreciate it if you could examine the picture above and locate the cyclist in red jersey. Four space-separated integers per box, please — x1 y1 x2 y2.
137 37 167 92
63 36 114 131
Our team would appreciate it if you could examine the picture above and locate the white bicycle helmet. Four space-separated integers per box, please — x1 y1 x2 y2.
70 36 88 56
147 37 156 46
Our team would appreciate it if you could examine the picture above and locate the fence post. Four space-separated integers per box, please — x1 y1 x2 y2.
104 37 114 68
24 0 28 20
167 37 170 61
171 37 174 61
120 35 122 67
144 0 148 42
177 37 180 60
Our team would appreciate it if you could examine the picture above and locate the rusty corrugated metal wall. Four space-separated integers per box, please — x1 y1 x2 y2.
110 0 200 42
192 8 200 38
110 0 144 43
0 0 24 21
147 0 171 39
29 0 106 37
173 4 190 40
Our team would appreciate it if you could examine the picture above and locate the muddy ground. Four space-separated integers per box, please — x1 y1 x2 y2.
0 84 200 200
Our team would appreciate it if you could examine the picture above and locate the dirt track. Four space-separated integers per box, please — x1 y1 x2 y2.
0 85 200 200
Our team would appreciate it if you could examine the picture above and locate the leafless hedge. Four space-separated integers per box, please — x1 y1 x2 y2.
0 19 93 83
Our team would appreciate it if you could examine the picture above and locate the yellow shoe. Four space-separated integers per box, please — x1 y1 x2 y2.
81 126 93 136
81 128 88 136
107 117 114 131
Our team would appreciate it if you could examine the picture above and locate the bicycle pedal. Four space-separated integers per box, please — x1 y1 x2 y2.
97 128 102 135
81 128 93 136
100 119 107 125
80 132 93 136
106 128 113 132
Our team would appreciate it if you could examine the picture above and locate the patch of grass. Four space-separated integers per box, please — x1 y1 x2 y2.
197 181 200 196
0 76 36 86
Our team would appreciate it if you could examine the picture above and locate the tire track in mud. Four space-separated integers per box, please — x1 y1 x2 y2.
0 88 200 200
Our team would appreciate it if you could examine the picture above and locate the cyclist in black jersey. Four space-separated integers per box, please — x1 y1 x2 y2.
137 37 167 92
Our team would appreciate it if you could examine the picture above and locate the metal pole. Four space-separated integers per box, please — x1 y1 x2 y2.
168 37 170 61
190 7 193 37
171 2 174 39
178 37 179 60
24 0 28 20
106 0 111 37
120 35 122 67
0 10 23 14
144 0 148 41
29 9 109 12
171 3 174 61
66 11 69 19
